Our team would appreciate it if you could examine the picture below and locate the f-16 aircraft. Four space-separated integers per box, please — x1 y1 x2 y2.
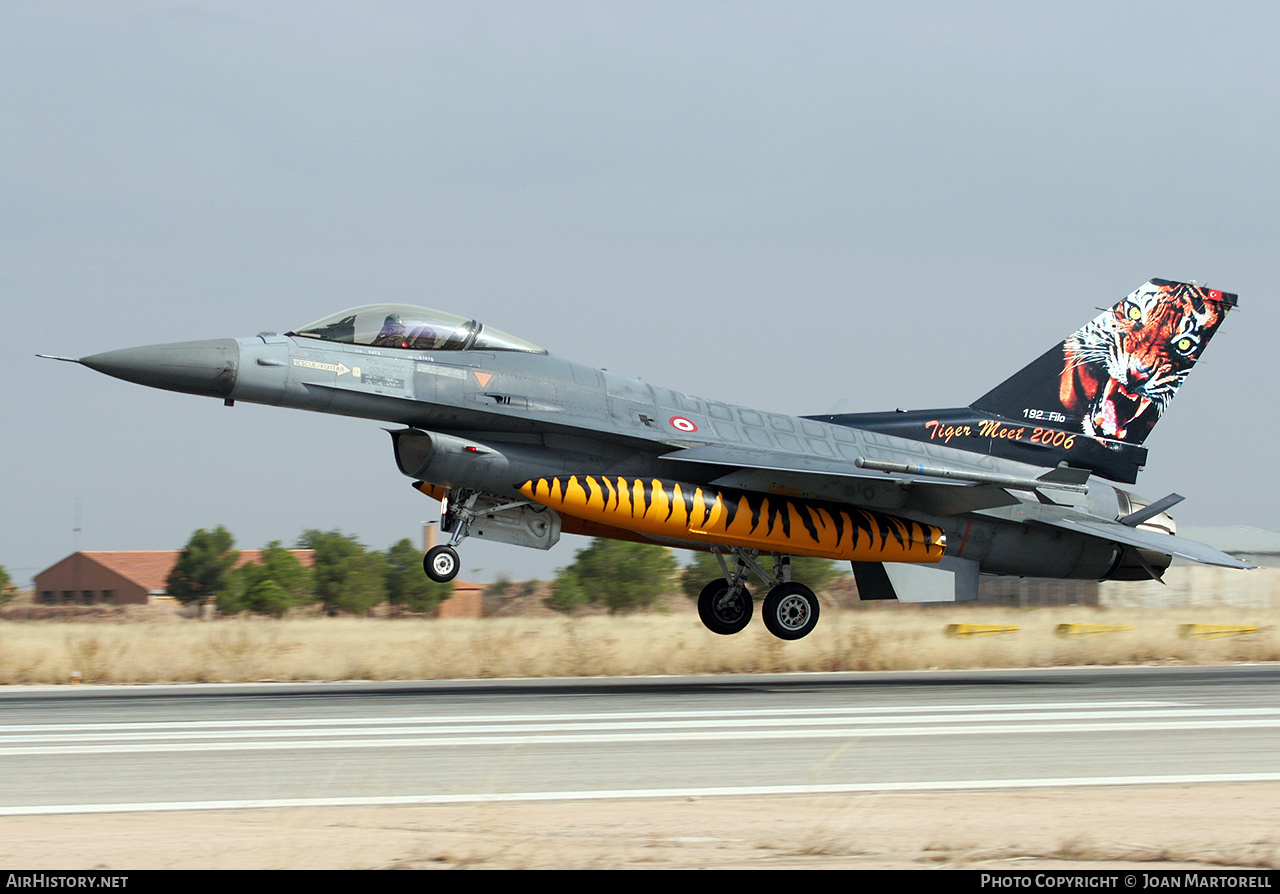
44 278 1251 640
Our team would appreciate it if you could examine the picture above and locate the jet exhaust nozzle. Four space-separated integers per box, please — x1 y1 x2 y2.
79 339 240 399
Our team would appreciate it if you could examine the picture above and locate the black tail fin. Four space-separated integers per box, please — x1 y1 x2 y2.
972 279 1237 446
807 279 1238 484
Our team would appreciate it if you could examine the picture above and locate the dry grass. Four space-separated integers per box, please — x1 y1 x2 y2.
919 834 1280 869
0 604 1276 685
5 787 1276 869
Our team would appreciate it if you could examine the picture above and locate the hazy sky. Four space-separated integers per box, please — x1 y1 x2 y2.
4 1 1278 586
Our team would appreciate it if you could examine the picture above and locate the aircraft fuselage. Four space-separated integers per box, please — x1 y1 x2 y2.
82 330 1137 582
64 280 1247 635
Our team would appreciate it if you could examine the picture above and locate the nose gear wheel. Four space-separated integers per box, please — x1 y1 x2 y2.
424 545 460 583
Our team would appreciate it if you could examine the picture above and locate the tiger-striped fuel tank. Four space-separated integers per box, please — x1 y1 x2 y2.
518 475 946 563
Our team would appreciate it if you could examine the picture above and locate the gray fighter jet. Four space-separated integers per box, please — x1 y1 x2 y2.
44 278 1250 640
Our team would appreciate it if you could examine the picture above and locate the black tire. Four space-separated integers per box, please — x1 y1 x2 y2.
762 582 820 640
697 579 752 635
423 545 460 583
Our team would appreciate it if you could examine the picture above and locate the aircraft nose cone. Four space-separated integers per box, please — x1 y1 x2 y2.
80 338 239 398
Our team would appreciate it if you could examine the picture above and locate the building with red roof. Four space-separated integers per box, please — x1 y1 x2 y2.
33 550 313 606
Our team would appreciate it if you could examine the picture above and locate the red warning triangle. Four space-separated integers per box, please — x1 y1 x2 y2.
473 371 493 388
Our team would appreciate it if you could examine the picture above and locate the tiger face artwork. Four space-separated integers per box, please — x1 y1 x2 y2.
1059 280 1230 444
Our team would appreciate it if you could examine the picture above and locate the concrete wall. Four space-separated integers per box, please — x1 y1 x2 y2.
1100 564 1280 609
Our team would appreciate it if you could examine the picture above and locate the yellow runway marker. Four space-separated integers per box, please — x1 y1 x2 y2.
1054 624 1134 637
1179 624 1262 639
945 624 1020 637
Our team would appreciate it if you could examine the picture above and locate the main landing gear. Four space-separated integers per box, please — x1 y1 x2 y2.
698 578 753 635
697 548 821 640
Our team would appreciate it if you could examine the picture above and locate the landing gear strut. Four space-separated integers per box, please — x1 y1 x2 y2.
695 549 821 640
421 488 534 584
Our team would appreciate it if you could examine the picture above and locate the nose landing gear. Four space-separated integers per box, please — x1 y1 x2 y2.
421 488 537 584
423 544 461 583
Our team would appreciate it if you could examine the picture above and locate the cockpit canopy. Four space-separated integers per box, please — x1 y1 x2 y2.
289 304 544 354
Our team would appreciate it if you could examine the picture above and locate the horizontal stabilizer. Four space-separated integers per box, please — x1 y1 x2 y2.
1118 493 1184 527
1035 516 1254 569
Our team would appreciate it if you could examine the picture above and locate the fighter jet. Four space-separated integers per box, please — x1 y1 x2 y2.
44 278 1250 640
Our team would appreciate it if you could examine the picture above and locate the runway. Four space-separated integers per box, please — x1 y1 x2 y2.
2 665 1278 816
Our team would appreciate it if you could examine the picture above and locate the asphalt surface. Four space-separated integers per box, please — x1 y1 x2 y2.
2 666 1278 815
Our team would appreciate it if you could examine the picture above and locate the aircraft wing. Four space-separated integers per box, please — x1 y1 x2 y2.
662 443 952 483
1032 515 1255 570
660 444 1022 515
663 445 1254 570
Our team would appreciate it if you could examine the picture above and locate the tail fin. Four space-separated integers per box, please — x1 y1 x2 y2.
971 279 1237 446
806 279 1238 484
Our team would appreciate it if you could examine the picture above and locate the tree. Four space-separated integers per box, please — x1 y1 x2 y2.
168 526 239 612
681 551 842 599
0 565 14 606
297 530 386 615
547 538 677 614
214 572 252 616
216 542 314 617
255 542 314 608
243 579 293 618
384 538 451 613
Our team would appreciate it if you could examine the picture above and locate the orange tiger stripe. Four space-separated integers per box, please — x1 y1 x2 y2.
518 476 945 563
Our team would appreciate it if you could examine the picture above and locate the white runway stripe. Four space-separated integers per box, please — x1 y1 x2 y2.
1 702 1276 755
3 773 1280 817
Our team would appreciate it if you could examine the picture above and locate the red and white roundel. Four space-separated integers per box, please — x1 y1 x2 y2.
669 416 698 433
